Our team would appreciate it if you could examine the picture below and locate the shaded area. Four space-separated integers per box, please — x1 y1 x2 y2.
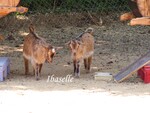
20 0 129 13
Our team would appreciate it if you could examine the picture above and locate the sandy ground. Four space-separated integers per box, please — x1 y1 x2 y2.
0 14 150 113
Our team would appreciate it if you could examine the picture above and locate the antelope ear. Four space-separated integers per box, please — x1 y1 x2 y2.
29 24 35 33
65 41 71 46
77 40 83 45
65 40 75 49
55 46 63 51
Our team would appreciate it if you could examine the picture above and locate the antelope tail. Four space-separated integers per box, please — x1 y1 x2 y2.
85 27 94 35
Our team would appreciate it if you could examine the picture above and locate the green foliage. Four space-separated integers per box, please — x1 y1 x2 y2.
20 0 129 13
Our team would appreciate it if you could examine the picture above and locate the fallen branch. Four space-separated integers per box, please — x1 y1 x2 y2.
87 11 102 26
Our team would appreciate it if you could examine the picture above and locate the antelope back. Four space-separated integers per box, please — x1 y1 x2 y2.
81 31 94 53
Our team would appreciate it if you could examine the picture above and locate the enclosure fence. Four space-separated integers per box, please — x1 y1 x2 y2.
20 0 130 13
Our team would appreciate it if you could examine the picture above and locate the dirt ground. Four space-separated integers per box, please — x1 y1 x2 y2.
0 13 150 113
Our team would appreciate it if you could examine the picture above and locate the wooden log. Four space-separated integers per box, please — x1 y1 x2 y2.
128 0 142 17
0 6 28 18
0 0 20 7
136 0 150 17
129 17 150 26
120 12 135 21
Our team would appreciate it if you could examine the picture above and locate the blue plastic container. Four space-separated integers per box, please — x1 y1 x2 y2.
0 57 10 81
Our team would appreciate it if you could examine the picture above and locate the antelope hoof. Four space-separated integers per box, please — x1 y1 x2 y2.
74 75 79 79
73 73 76 76
36 76 40 81
36 78 40 81
86 70 91 73
25 72 29 75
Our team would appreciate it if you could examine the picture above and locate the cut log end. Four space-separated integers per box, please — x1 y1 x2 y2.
120 12 135 21
129 17 150 26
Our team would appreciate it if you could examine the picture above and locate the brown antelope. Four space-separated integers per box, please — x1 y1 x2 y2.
67 27 94 78
0 34 4 41
23 24 56 80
